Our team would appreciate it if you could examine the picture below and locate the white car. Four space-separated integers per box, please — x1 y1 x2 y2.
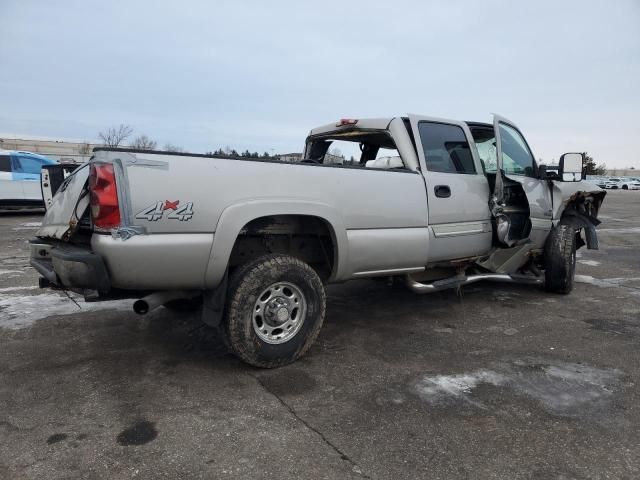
0 150 58 208
603 178 622 189
620 178 640 190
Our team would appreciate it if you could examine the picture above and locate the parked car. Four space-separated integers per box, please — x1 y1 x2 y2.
620 178 640 190
603 178 622 189
31 114 605 367
0 150 57 208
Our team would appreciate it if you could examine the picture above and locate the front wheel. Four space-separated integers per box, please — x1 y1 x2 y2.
544 222 578 294
224 254 326 368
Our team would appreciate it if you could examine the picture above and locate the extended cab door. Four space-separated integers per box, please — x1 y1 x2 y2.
408 115 492 262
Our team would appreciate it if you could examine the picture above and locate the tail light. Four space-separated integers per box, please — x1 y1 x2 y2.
89 163 121 229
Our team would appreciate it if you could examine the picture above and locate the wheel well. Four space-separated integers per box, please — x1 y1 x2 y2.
228 215 336 282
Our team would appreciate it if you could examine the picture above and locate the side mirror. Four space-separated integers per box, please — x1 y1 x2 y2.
538 164 559 180
558 152 584 182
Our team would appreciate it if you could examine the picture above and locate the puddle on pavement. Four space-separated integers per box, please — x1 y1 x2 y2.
584 318 639 335
116 420 158 446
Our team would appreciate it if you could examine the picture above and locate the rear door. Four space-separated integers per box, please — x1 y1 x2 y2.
12 154 47 201
0 153 24 203
409 115 492 261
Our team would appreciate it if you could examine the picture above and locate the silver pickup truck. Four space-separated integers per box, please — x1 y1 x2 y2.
31 114 605 367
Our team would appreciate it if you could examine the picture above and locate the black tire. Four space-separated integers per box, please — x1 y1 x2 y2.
622 185 628 190
544 221 578 294
224 254 326 368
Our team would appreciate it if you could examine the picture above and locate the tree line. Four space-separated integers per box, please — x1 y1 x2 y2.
95 124 274 157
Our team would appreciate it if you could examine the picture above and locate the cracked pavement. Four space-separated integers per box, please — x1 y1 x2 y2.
1 191 640 479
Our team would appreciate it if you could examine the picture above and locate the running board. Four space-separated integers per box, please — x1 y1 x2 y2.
405 273 542 293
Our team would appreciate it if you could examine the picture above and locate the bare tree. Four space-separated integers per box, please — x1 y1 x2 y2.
132 134 157 150
78 142 93 155
98 124 133 147
163 143 184 153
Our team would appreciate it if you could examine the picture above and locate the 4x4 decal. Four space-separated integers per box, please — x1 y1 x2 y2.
135 200 194 221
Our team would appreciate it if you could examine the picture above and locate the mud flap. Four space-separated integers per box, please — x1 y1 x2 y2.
201 271 228 327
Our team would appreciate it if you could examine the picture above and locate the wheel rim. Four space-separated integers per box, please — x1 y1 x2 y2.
252 281 307 344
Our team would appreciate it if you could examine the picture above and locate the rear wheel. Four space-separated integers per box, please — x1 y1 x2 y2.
224 254 325 368
544 221 578 294
622 185 628 190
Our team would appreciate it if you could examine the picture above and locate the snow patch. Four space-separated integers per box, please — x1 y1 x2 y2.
414 360 622 417
416 371 506 402
0 292 133 330
578 259 601 267
0 286 39 293
0 269 22 276
12 222 42 231
598 227 640 234
575 275 640 288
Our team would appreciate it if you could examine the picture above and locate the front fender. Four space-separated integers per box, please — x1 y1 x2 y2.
203 199 348 288
554 184 606 250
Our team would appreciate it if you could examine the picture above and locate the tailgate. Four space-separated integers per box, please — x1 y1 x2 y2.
37 164 90 240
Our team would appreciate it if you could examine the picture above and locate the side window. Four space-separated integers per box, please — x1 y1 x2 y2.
498 123 536 176
0 155 11 172
418 122 476 174
14 156 45 175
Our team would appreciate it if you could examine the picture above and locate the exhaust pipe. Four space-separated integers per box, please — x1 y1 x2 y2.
406 273 542 294
133 290 197 315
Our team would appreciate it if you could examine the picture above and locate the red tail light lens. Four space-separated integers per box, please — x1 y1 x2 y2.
89 164 121 229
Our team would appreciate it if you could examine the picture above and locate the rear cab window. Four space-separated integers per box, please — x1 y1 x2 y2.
305 130 408 171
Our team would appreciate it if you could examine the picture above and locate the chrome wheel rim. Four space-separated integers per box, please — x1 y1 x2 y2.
252 282 307 344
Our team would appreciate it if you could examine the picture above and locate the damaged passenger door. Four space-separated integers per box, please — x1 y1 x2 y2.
492 114 553 247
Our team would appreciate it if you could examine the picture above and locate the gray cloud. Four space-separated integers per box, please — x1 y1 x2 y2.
1 0 638 167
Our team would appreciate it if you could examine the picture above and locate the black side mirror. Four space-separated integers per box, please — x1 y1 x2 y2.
538 164 560 180
558 152 584 182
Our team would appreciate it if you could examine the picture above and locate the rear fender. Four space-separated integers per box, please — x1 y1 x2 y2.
203 200 347 288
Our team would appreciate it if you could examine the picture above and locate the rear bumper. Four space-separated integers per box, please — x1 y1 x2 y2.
30 240 111 294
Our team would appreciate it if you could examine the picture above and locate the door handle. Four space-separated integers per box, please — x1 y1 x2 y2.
434 185 451 198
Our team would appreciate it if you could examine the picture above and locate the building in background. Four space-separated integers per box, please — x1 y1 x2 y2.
278 153 302 162
605 168 637 177
0 138 97 164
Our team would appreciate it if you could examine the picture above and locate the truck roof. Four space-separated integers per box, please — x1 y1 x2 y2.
309 117 494 137
309 118 395 137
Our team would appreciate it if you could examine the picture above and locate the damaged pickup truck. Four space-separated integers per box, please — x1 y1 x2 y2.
31 114 605 367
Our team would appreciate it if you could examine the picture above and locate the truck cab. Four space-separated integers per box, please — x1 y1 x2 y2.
304 115 603 272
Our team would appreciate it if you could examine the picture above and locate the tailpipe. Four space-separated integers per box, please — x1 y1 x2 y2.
133 290 197 315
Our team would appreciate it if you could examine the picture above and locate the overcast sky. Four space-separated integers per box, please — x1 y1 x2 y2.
1 0 638 167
